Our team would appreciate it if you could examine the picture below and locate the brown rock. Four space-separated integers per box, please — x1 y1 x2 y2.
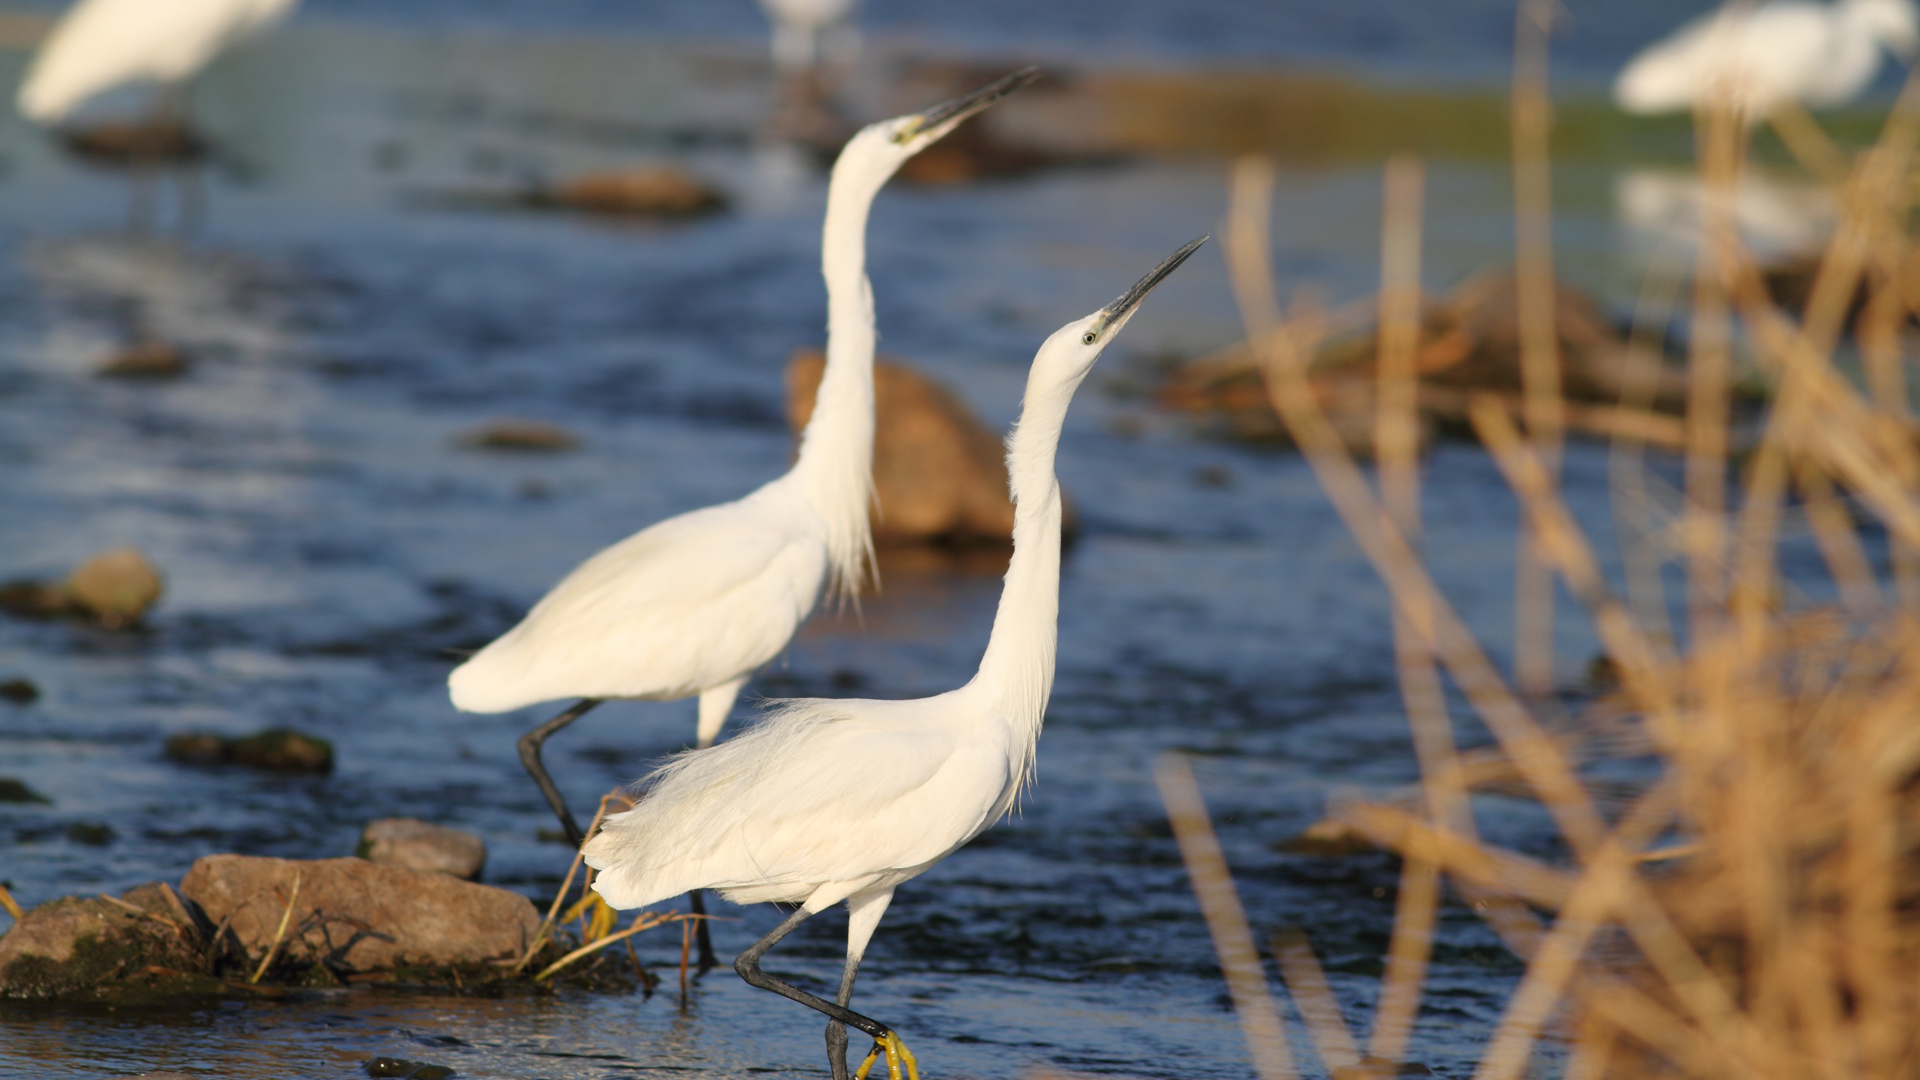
539 168 725 217
1273 818 1379 857
458 419 581 453
227 728 333 773
357 818 487 880
0 885 206 1000
788 351 1073 546
97 342 190 379
64 547 163 629
179 855 541 973
59 118 210 166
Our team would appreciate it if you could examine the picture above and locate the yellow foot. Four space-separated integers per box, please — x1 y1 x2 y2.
854 1032 920 1080
561 890 620 943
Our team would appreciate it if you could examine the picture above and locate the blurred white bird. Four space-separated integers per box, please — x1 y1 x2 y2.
583 236 1208 1080
1615 0 1920 118
18 0 298 124
757 0 858 73
448 69 1038 966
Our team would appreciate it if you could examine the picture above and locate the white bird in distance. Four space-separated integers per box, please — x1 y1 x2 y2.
583 235 1210 1080
1615 0 1919 119
18 0 298 124
448 68 1041 966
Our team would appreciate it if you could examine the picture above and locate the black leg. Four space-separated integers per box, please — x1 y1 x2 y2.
826 947 864 1080
517 698 603 846
690 888 718 972
735 906 892 1042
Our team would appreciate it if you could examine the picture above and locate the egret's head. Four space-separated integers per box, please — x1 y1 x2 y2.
1849 0 1920 53
1040 235 1210 384
837 67 1041 188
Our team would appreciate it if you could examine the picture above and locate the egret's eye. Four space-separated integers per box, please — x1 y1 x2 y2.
1081 331 1097 346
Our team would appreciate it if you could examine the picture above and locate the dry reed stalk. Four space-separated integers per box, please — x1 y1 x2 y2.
0 884 22 922
1271 927 1361 1073
532 910 683 982
1154 752 1298 1080
1368 152 1454 1068
1510 0 1564 697
1685 99 1741 638
511 789 631 974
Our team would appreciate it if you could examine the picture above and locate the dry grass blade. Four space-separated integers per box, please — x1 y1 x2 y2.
1271 927 1361 1073
511 789 631 974
1154 752 1297 1080
533 911 684 982
1510 0 1563 695
249 869 301 985
0 884 23 922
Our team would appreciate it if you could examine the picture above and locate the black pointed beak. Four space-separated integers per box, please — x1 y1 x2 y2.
1105 235 1210 322
897 66 1042 141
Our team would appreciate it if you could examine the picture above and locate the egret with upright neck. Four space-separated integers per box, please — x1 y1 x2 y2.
448 68 1038 968
583 236 1209 1080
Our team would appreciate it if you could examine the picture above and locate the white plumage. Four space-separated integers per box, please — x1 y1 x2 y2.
1615 0 1919 117
18 0 299 123
582 236 1208 1080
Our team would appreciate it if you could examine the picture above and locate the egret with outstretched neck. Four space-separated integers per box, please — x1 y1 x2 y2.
1615 0 1919 119
448 68 1040 968
583 236 1209 1080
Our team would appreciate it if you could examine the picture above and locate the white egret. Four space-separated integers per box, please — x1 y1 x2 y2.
448 68 1040 966
583 236 1210 1080
18 0 299 124
1614 0 1919 118
757 0 858 73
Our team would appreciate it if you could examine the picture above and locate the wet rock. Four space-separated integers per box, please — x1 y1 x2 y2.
528 167 725 218
179 854 542 974
0 678 38 704
229 728 333 772
1332 1057 1436 1080
0 579 70 620
163 728 334 773
787 350 1076 545
0 884 208 1001
357 818 487 881
458 419 580 453
106 1073 201 1080
0 778 50 804
366 1059 455 1079
65 548 164 629
96 342 191 379
66 822 115 846
59 119 210 166
1157 272 1694 453
1273 818 1379 857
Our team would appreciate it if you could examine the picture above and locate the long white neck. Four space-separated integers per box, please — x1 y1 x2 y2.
790 163 880 600
969 366 1079 782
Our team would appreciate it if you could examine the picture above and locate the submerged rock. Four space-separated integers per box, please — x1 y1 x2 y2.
96 342 191 379
0 884 208 1001
59 119 210 166
457 419 581 453
527 167 726 218
786 350 1076 546
164 728 334 773
180 854 541 974
365 1059 455 1079
0 678 38 705
358 818 487 881
0 778 50 804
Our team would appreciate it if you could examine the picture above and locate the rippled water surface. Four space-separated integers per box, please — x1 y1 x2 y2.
0 5 1852 1079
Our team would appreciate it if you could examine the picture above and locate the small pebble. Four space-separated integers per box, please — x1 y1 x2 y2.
64 548 164 629
458 420 580 453
541 167 725 217
96 342 190 379
0 778 51 804
0 678 38 705
162 733 228 765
